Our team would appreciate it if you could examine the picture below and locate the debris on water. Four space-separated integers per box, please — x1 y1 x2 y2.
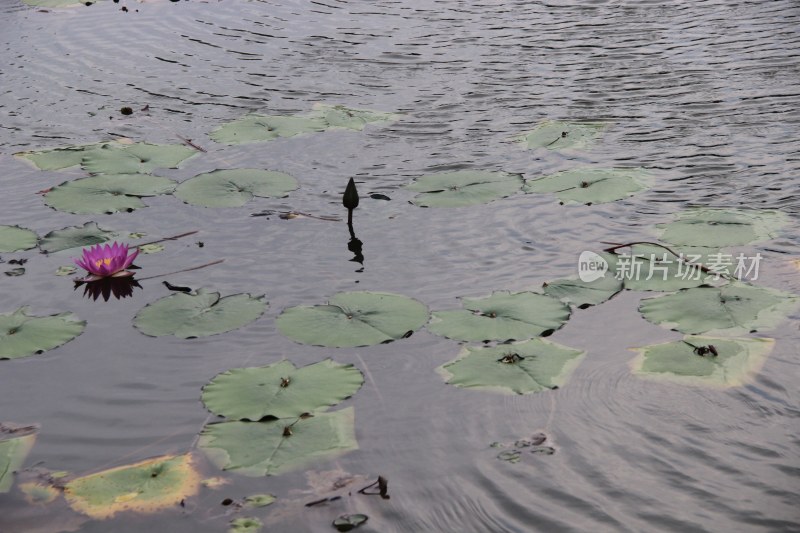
120 107 133 115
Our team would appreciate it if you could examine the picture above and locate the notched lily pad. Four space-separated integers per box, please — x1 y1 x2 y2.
523 167 652 204
428 291 571 342
210 114 328 144
515 120 608 150
608 244 721 292
44 174 176 214
17 141 194 173
0 226 38 253
39 222 118 254
198 408 357 477
543 264 623 308
0 423 38 493
202 359 364 420
405 171 523 208
631 336 775 388
64 454 200 519
439 339 584 394
277 291 429 348
0 307 86 360
639 283 798 335
312 103 400 131
134 289 266 339
175 169 299 208
657 208 788 247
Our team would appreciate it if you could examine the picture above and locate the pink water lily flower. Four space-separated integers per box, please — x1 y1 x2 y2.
74 242 139 281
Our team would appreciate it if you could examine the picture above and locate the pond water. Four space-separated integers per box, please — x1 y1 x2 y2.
1 0 799 531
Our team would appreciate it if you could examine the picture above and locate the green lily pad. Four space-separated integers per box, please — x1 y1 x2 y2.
56 266 78 276
210 114 328 145
312 103 400 131
39 222 118 254
543 263 623 308
230 517 262 533
138 243 165 254
523 168 652 204
428 291 570 342
439 339 585 394
657 208 788 247
405 171 524 208
639 283 798 335
0 424 38 493
198 408 357 477
81 142 196 175
175 169 299 208
202 359 364 420
16 142 104 170
515 120 608 150
631 336 775 388
134 289 266 339
277 291 429 348
333 514 368 532
0 226 38 253
0 307 86 360
243 494 275 508
64 454 200 519
609 244 721 292
44 174 176 214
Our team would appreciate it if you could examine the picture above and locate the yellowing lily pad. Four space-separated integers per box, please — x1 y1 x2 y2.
656 208 788 247
515 120 608 150
175 169 299 208
639 283 798 335
523 167 652 205
405 171 524 208
64 454 200 519
277 291 429 348
198 408 357 477
631 336 775 388
0 424 38 493
202 359 364 420
44 174 176 215
0 226 38 253
428 291 571 342
0 307 86 360
134 289 267 339
439 339 585 394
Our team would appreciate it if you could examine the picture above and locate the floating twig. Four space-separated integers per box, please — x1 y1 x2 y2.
136 259 224 281
134 230 199 248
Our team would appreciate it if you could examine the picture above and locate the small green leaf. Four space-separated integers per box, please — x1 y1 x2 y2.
0 307 86 360
202 359 364 420
229 517 263 533
631 336 774 388
55 266 78 276
439 339 585 394
198 408 357 477
277 291 429 348
406 171 523 208
657 208 788 247
428 291 570 342
243 494 275 508
175 169 299 208
44 174 176 214
523 167 652 204
138 244 164 254
134 289 266 339
332 514 368 532
0 226 38 253
515 120 608 150
639 283 798 335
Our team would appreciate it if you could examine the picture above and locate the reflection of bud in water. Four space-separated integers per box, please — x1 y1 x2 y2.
75 277 142 302
343 178 359 210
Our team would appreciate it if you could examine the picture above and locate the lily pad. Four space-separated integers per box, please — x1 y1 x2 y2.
81 143 196 175
639 283 798 335
198 408 357 477
16 142 104 170
202 359 364 420
210 114 328 144
20 482 60 504
333 514 368 532
277 291 428 348
515 120 608 150
0 424 38 493
230 517 263 533
523 168 652 204
439 339 585 394
543 267 623 307
134 289 266 339
244 494 275 508
631 336 775 388
610 244 721 292
428 291 570 342
0 307 86 360
44 174 176 214
64 454 200 519
405 171 523 208
175 169 299 208
0 226 38 253
39 222 117 254
657 208 788 247
312 103 400 131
